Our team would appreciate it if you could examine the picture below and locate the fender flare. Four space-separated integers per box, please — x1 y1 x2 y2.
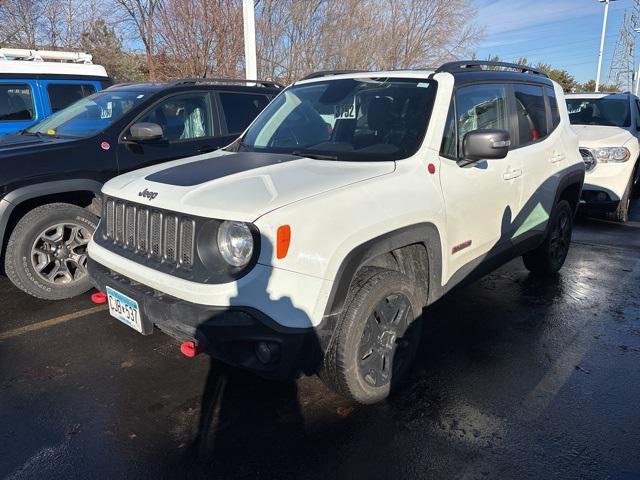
0 179 103 246
323 222 444 317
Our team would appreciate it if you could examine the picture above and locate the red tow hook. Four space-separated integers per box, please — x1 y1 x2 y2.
180 341 204 358
91 292 108 304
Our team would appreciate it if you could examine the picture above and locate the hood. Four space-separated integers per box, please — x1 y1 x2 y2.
0 132 77 155
103 150 396 222
570 125 635 148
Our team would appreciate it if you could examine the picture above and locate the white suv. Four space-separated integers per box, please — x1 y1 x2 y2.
88 61 584 404
566 92 640 222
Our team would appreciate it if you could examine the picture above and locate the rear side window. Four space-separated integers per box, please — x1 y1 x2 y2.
219 92 271 134
47 83 96 113
513 84 547 146
453 83 509 158
546 86 560 129
0 83 34 121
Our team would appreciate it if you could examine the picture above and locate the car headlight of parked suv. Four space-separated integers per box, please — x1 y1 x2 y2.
217 220 255 267
593 146 630 163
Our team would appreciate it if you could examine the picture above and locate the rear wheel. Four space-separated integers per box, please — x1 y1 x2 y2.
320 268 422 404
523 199 573 276
4 203 97 300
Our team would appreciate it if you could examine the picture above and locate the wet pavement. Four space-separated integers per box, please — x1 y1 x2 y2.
1 199 639 480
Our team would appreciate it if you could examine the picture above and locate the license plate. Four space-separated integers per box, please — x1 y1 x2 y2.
106 286 143 333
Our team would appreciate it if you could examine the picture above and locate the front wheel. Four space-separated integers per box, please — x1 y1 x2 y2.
522 199 573 275
320 268 422 404
4 203 98 300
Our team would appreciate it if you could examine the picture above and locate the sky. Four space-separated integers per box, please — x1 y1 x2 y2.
473 0 633 85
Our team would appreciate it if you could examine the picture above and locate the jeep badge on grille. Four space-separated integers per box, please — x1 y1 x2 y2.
139 188 158 200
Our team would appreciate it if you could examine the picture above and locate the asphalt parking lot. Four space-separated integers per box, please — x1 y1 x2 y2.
1 201 639 480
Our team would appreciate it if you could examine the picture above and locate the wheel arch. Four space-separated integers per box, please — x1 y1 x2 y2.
322 222 444 318
1 180 103 263
555 169 584 215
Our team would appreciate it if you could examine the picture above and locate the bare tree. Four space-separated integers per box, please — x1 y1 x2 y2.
155 0 243 79
113 0 162 80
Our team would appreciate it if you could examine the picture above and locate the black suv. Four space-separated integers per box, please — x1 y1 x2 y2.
0 78 282 299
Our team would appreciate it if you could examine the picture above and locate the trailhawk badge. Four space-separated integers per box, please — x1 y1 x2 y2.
138 188 158 200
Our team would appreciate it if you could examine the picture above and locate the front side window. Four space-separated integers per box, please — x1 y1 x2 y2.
0 83 34 121
455 84 508 157
26 90 147 137
514 84 547 146
239 78 437 161
137 93 211 141
47 83 96 113
566 97 630 127
219 92 271 134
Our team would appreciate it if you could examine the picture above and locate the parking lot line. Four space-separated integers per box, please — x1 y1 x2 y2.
0 305 107 341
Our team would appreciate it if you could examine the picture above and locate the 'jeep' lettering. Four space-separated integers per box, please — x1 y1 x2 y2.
138 188 158 200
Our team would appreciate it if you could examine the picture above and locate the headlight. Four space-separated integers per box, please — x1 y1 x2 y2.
217 221 254 267
592 146 630 163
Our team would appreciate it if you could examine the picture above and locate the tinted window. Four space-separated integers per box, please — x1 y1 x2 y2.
455 84 508 157
546 86 560 129
514 84 547 146
47 84 96 113
0 83 34 121
138 92 211 141
27 90 148 137
440 101 457 158
219 92 270 134
566 97 630 127
240 78 437 162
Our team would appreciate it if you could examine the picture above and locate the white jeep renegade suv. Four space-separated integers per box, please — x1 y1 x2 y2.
566 92 640 222
88 61 584 404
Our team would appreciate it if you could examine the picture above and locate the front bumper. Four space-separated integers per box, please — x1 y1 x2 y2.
88 259 322 379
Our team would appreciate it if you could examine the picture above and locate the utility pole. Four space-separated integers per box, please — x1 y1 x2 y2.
242 0 257 80
596 0 614 92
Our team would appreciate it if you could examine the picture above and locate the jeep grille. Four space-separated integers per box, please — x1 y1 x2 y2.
103 197 195 268
579 148 596 172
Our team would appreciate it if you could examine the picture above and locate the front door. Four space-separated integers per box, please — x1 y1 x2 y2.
116 91 222 173
439 83 523 284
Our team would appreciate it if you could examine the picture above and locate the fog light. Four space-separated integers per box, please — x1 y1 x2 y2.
255 341 280 365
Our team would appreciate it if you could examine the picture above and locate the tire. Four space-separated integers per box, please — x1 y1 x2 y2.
604 172 633 223
320 268 422 404
522 199 573 276
4 203 98 300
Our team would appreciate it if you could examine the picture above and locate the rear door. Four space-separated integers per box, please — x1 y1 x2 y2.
213 90 273 146
0 80 40 134
507 83 562 243
116 91 218 172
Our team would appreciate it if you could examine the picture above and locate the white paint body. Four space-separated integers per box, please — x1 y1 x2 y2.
89 71 583 329
566 93 640 201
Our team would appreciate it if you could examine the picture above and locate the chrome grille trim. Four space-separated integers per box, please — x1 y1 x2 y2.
102 197 195 270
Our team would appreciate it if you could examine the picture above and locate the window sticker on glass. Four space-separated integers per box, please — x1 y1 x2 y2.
334 99 357 119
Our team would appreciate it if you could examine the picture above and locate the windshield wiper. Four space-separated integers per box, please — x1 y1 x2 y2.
291 150 339 161
20 131 44 138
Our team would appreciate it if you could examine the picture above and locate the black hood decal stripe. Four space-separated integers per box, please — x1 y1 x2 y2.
145 152 300 186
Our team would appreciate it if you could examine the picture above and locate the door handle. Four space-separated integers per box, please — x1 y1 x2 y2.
502 167 522 180
550 152 565 163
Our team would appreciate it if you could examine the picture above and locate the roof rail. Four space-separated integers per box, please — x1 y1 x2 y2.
436 61 548 78
302 70 366 80
167 77 284 89
0 48 93 64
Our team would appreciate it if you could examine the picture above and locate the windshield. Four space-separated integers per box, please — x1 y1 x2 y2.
25 90 148 137
237 78 437 161
566 97 630 127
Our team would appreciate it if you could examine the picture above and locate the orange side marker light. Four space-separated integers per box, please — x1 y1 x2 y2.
277 225 291 259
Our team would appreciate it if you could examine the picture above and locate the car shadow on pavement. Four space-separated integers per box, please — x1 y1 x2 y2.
172 237 322 478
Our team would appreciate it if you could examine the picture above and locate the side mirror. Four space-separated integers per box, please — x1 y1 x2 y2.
462 129 510 162
129 122 163 142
